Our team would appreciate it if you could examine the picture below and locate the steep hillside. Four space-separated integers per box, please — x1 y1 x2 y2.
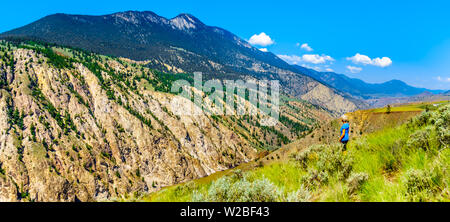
0 40 331 201
137 102 449 202
0 11 366 115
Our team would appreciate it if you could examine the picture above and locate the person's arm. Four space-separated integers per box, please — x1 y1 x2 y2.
339 129 346 142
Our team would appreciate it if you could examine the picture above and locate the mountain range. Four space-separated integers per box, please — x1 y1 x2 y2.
0 11 367 114
0 11 302 79
1 11 443 111
292 65 444 99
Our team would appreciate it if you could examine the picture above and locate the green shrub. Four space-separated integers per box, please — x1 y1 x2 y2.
404 169 435 201
406 127 433 150
433 105 450 146
346 172 369 195
230 169 244 181
290 149 312 169
314 144 353 180
410 105 449 147
403 159 447 202
411 111 433 127
286 185 311 202
193 175 283 202
301 169 328 189
293 144 353 190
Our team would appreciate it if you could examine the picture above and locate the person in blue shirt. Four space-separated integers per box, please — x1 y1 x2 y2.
339 115 350 151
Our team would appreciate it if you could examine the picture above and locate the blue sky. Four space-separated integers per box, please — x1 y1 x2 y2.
1 0 450 90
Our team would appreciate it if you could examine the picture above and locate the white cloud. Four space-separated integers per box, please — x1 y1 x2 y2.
301 64 322 71
277 54 334 65
372 57 393 67
347 65 362 73
259 48 268 52
347 53 372 65
248 32 274 46
436 76 450 82
301 54 334 64
277 55 302 64
313 66 322 71
300 43 313 52
347 53 392 67
325 68 334 72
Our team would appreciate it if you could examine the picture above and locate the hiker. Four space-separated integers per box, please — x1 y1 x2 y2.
339 115 350 151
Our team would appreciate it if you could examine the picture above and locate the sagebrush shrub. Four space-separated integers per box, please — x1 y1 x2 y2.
191 190 206 202
295 144 353 189
206 177 233 201
192 174 283 202
315 144 353 180
346 172 369 195
410 104 450 147
291 148 313 169
286 185 311 202
406 127 433 150
404 169 436 201
301 169 321 189
230 169 244 180
410 110 433 127
240 177 282 202
433 105 450 146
